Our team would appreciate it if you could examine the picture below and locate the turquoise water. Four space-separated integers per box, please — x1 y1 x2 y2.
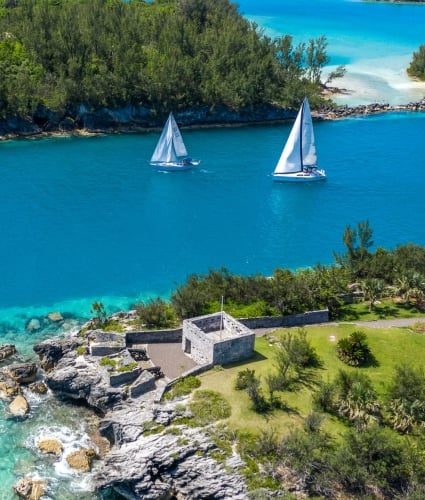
1 1 425 498
239 0 425 105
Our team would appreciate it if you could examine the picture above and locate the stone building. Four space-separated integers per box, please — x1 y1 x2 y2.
182 312 255 366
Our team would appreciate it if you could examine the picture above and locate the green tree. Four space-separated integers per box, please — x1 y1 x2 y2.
336 330 371 367
408 44 425 80
135 297 177 329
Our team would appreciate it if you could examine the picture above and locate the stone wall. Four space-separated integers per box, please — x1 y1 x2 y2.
129 371 156 398
126 328 182 345
213 335 255 365
109 367 143 388
239 309 328 329
182 320 213 365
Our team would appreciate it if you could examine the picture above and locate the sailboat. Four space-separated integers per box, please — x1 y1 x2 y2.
272 97 326 182
150 112 201 172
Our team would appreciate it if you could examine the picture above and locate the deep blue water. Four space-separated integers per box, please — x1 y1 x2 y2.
1 1 425 497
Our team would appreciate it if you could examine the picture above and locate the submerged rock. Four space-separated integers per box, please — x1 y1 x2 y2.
47 312 64 322
26 318 41 332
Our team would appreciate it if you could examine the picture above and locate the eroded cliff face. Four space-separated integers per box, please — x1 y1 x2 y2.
2 99 425 139
0 103 297 138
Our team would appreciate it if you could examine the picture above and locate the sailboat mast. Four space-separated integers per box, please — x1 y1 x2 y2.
299 99 305 172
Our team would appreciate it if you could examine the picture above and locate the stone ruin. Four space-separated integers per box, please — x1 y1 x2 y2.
182 312 255 366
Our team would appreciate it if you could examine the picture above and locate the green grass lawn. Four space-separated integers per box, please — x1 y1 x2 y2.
199 323 425 437
337 298 425 321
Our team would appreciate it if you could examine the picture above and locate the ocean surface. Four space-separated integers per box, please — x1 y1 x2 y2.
1 1 425 498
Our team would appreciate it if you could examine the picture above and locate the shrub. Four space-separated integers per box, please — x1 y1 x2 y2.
189 390 231 425
336 330 370 366
99 357 118 368
234 368 257 390
135 297 178 329
163 376 201 401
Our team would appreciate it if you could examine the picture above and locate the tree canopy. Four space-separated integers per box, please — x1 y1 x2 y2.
0 0 336 118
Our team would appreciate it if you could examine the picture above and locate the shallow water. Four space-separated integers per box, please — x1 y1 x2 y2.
238 0 425 105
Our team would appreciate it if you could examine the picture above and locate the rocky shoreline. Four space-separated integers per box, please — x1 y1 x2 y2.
1 99 425 139
1 314 252 499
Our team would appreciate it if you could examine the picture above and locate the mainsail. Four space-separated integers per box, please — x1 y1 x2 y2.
273 98 317 174
150 113 188 163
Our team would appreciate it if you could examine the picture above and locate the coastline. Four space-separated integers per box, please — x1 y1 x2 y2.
1 99 425 141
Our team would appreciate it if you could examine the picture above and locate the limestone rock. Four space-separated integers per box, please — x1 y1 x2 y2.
38 437 63 456
13 477 47 500
66 448 97 472
47 312 64 322
26 318 41 332
9 394 30 416
0 372 21 399
33 336 83 371
43 350 126 413
3 362 37 384
28 381 48 394
94 423 247 499
0 343 16 360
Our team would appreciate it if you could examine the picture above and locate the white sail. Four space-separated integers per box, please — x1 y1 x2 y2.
150 112 188 163
273 98 317 174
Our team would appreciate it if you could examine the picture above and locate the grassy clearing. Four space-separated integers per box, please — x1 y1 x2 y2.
338 299 425 321
199 323 425 437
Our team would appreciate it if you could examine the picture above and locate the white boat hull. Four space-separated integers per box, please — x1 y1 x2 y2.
150 160 200 172
272 169 326 182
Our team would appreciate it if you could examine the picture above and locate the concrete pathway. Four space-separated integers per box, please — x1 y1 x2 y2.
147 342 198 380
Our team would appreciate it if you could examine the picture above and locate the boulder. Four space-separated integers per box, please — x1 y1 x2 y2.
0 372 21 399
3 362 37 384
9 394 30 416
66 448 97 472
0 343 16 360
28 381 48 394
37 437 63 456
13 477 47 500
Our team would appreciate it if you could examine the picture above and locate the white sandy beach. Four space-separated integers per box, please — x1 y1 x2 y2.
325 54 425 106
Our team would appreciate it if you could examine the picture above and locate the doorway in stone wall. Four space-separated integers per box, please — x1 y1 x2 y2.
184 338 192 354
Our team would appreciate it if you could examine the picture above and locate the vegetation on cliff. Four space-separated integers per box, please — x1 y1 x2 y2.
0 0 339 120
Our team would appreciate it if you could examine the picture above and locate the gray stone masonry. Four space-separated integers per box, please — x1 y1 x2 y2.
110 367 143 388
182 312 255 366
129 370 156 398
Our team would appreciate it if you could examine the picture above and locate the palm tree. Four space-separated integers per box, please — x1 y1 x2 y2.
360 278 385 311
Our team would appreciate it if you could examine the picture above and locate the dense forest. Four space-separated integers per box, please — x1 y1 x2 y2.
0 0 340 121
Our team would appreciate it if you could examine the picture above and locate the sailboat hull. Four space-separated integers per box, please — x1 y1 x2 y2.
150 160 201 172
272 169 326 182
